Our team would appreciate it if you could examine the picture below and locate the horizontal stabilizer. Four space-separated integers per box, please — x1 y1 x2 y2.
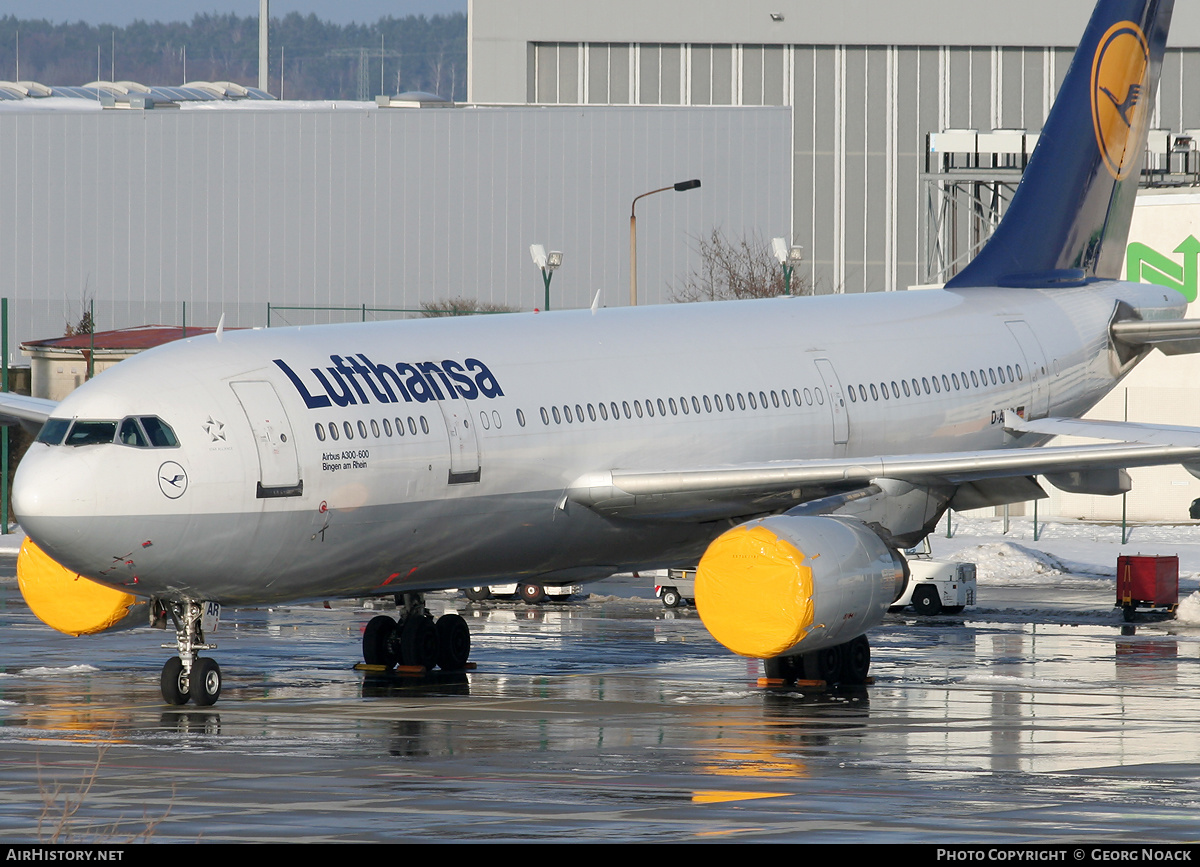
1004 413 1200 446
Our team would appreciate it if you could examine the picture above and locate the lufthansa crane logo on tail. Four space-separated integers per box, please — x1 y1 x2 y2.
1091 21 1150 180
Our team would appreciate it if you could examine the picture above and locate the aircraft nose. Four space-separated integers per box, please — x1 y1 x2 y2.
13 445 100 562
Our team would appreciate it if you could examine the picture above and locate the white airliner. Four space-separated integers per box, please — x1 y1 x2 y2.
5 0 1196 705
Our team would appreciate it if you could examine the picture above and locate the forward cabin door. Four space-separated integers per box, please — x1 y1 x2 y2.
231 380 303 498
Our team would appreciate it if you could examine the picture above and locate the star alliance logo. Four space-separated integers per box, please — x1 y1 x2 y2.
204 417 226 442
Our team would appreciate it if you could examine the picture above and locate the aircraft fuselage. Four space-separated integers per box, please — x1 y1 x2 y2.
12 280 1185 605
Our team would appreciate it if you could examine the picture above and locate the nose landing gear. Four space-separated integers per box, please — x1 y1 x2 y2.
157 600 222 706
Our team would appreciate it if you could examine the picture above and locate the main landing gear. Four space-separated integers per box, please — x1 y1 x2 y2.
763 634 871 687
157 600 223 707
362 592 471 671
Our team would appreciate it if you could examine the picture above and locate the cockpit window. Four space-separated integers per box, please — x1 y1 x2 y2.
36 418 71 445
139 417 178 447
119 418 149 447
65 421 118 446
43 416 180 448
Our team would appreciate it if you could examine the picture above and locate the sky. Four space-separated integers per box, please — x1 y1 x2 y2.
2 2 467 26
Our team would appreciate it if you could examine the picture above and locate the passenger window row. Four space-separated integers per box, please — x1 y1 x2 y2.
846 364 1022 404
314 415 430 443
537 387 825 426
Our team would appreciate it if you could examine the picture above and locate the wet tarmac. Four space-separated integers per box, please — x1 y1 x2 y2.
0 561 1199 843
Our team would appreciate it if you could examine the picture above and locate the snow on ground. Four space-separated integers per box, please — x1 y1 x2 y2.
1176 590 1200 624
946 541 1080 581
929 514 1200 592
0 527 24 557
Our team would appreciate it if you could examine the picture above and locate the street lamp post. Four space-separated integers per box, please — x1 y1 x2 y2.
771 237 804 296
529 244 563 311
629 179 701 306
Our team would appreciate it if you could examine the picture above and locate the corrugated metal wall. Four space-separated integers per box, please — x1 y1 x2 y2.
0 104 791 348
530 42 1200 294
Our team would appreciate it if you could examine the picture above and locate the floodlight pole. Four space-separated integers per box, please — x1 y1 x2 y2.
629 179 701 306
529 245 563 311
772 237 804 296
259 0 269 93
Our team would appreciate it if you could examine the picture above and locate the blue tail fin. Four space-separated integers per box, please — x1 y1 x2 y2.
946 0 1174 289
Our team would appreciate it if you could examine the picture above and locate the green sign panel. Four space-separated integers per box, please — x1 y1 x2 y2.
1126 235 1200 302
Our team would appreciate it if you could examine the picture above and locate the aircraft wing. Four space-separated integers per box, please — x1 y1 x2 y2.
1112 318 1200 355
567 425 1200 520
1002 413 1200 447
0 393 58 429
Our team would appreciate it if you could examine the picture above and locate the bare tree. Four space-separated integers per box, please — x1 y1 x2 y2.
418 298 518 317
63 287 95 337
671 229 809 303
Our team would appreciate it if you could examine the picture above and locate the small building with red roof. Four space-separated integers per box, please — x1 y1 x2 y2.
21 325 226 401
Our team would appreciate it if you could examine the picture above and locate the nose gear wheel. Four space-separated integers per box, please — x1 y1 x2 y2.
158 600 221 706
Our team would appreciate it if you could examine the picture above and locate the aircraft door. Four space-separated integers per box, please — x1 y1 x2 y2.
436 397 481 484
231 380 303 498
1005 321 1050 419
814 358 850 446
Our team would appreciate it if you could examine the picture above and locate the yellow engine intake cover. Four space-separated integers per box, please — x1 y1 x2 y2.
17 537 141 636
695 523 814 658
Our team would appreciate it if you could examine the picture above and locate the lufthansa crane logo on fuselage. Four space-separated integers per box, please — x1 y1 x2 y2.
1091 20 1150 180
158 461 188 499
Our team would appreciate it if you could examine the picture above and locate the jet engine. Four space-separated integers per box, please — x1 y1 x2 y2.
695 515 906 660
16 537 147 636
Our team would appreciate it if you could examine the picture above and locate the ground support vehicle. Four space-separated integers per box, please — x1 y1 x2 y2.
894 558 976 616
652 569 696 608
462 582 581 605
1116 555 1178 622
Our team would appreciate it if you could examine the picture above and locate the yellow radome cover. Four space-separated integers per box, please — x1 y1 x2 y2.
17 537 141 636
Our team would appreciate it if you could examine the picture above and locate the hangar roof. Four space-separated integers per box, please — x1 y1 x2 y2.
0 80 274 105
